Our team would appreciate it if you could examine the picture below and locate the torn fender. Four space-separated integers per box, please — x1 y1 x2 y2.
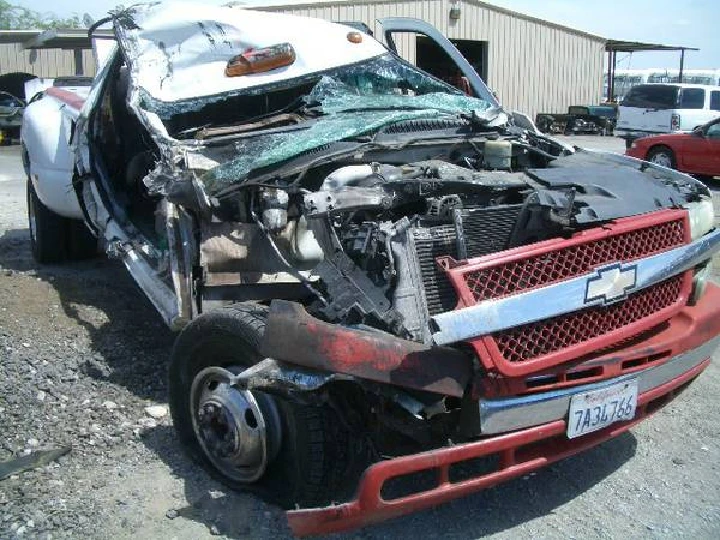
260 300 472 397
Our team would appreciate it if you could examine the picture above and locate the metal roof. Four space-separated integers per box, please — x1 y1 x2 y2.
606 39 699 53
244 0 607 41
0 4 698 55
0 30 41 44
22 29 114 49
0 28 113 50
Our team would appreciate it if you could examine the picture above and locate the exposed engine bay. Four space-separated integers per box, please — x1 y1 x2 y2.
194 128 708 345
81 29 708 348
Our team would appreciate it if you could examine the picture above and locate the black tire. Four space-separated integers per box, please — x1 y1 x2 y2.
27 178 68 263
27 179 98 264
66 219 98 260
168 303 371 509
646 145 676 169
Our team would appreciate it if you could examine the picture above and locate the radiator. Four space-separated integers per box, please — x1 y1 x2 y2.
414 204 522 316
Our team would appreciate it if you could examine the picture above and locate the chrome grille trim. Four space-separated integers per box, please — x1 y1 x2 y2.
431 229 720 346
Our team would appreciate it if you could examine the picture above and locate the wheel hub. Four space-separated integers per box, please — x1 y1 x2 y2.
651 152 672 168
190 366 281 483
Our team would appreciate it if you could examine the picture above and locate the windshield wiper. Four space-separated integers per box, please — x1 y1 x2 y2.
195 113 306 140
178 96 316 140
332 105 439 113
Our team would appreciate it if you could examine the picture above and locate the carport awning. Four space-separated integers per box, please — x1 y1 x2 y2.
21 28 113 50
0 30 41 44
604 40 699 102
605 40 698 53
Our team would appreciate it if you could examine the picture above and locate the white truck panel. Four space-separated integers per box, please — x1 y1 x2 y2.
21 92 84 219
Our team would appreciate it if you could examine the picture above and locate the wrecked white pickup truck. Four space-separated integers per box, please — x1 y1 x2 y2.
21 2 720 536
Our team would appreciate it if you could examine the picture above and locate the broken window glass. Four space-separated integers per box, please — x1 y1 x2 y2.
192 56 491 193
140 54 493 194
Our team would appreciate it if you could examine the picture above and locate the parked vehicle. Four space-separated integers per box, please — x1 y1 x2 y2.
21 3 720 536
604 69 649 102
0 91 25 143
604 69 720 102
536 104 617 136
626 117 720 177
615 83 720 148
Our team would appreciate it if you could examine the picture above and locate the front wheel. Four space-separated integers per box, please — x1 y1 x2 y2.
27 179 98 264
168 303 371 509
27 179 68 263
646 145 676 169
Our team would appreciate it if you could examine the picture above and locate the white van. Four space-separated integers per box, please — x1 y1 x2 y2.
616 83 720 148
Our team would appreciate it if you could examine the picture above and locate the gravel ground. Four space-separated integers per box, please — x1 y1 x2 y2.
2 140 720 540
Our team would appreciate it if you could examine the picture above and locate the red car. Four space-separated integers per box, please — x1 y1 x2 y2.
626 117 720 176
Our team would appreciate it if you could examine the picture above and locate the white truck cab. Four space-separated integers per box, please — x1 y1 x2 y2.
616 83 720 148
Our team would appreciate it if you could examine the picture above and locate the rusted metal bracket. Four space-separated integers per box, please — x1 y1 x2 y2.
260 300 472 397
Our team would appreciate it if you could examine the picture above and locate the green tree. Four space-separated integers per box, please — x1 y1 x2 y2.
0 0 84 29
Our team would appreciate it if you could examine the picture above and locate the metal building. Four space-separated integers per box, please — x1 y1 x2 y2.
256 0 606 117
0 29 99 98
0 2 607 116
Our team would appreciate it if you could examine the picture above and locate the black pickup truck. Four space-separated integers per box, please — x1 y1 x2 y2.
536 104 618 136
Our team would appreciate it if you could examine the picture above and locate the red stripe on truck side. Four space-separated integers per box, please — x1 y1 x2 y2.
46 87 86 111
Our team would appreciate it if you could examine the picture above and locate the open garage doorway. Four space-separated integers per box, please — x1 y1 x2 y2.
416 36 488 94
0 72 36 100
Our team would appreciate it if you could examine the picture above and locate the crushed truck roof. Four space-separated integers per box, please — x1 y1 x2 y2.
118 1 387 102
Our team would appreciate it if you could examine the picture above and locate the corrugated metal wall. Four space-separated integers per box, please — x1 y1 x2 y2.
0 43 96 78
0 1 605 116
260 0 606 117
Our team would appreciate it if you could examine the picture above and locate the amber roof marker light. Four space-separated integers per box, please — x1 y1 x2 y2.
347 31 363 43
225 43 296 77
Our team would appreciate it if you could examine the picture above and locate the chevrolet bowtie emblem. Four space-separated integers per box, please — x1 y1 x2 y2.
585 263 638 306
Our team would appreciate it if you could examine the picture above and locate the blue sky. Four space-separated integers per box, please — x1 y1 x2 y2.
17 0 720 69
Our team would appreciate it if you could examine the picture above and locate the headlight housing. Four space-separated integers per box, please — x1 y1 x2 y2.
684 199 715 241
690 263 711 305
684 198 715 304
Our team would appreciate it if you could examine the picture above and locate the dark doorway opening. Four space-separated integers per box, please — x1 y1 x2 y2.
0 72 36 100
415 36 488 93
451 39 488 82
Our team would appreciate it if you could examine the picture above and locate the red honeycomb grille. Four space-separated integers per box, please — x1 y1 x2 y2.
492 275 684 363
462 218 685 303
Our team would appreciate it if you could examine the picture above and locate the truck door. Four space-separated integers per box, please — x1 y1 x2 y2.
377 17 498 108
683 119 720 175
376 18 543 131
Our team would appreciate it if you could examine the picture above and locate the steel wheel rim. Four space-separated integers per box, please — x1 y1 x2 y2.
650 152 673 168
190 366 280 483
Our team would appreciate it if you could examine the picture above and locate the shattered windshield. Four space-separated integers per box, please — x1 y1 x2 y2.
148 54 493 193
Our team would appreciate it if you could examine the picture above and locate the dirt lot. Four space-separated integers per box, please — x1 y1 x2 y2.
2 140 720 540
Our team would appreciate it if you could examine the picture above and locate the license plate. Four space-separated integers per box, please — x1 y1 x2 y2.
567 380 638 439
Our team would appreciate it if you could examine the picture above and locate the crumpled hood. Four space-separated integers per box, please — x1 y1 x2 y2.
531 148 711 223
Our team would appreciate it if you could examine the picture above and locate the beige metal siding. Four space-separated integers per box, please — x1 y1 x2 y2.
0 1 604 116
0 43 98 78
81 49 95 76
260 0 605 118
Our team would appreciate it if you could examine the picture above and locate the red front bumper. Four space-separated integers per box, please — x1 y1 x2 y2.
287 285 720 537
